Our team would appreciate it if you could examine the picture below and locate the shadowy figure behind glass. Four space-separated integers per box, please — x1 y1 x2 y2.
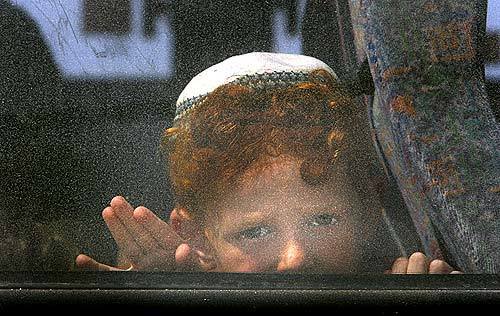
0 0 78 271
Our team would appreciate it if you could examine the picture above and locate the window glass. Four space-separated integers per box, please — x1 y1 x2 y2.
0 0 498 276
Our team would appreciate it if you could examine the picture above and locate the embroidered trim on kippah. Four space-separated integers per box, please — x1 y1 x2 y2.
175 71 310 120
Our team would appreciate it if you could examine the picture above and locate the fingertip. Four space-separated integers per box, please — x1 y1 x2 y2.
102 207 114 220
170 210 182 231
175 243 191 263
170 208 180 222
133 206 149 220
429 259 451 273
429 259 440 269
394 256 409 263
75 254 91 267
406 252 429 274
171 207 192 221
110 195 125 208
409 252 427 261
450 270 464 274
391 256 409 274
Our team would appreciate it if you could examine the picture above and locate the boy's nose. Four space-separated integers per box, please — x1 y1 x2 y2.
277 239 305 272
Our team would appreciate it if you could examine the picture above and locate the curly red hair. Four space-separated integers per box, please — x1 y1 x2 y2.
162 70 377 221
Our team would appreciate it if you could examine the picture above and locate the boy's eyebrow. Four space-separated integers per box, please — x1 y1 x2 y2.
225 202 346 218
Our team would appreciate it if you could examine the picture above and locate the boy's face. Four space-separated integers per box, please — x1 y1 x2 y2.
202 156 366 273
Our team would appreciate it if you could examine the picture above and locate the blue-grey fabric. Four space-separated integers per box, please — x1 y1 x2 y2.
354 0 499 272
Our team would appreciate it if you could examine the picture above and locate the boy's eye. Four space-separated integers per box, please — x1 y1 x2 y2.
237 226 273 240
308 213 338 227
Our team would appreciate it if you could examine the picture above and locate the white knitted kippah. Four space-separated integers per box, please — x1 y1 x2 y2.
175 52 338 120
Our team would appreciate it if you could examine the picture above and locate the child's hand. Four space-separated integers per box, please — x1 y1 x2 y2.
76 196 198 271
386 252 463 274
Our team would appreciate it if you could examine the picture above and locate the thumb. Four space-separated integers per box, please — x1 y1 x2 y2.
175 243 200 271
75 254 125 271
175 243 217 272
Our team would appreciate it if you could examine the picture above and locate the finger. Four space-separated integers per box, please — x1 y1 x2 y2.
170 207 202 241
111 197 166 257
174 243 200 271
129 206 169 254
406 252 429 274
75 254 124 271
102 207 143 262
195 249 217 272
194 250 217 271
110 196 146 237
110 197 152 243
391 257 409 274
169 208 184 234
134 206 184 250
450 270 464 274
170 207 193 223
429 259 454 274
175 243 192 264
173 243 212 272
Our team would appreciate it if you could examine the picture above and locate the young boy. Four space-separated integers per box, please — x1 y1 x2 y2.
77 53 460 274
